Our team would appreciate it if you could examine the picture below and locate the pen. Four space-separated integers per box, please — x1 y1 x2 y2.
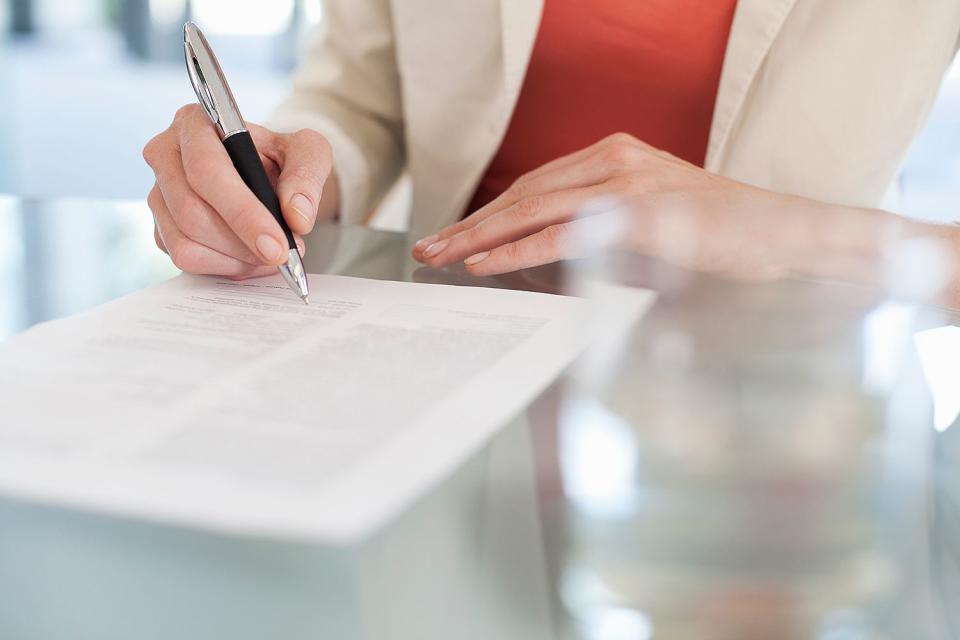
182 21 310 304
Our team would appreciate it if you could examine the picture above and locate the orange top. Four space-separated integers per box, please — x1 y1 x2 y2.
467 0 738 213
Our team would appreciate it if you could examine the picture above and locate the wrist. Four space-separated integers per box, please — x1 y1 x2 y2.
788 197 960 309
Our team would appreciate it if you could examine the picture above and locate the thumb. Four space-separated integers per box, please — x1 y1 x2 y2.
274 129 332 236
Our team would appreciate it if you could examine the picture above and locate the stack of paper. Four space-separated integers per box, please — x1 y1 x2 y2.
0 274 648 542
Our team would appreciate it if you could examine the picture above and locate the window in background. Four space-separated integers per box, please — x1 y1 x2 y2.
192 0 296 36
34 0 105 33
0 6 14 198
898 58 960 225
148 0 187 28
0 198 26 337
303 0 324 26
1 0 320 201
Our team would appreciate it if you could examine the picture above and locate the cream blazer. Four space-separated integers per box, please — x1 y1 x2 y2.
269 0 960 239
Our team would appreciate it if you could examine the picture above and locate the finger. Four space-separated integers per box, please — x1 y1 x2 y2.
413 138 629 259
154 224 166 253
272 129 332 236
413 145 602 257
148 183 167 253
420 184 614 268
150 189 167 253
151 184 275 278
175 106 288 266
149 142 265 265
462 222 580 276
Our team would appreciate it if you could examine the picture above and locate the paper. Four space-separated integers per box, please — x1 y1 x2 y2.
0 274 652 542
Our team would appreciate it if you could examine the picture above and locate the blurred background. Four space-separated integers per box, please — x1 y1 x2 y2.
0 0 324 339
2 0 960 339
0 0 319 199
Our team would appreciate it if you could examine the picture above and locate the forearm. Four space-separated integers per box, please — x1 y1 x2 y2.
780 196 960 308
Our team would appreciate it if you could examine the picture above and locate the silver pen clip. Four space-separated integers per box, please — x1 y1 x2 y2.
183 22 247 140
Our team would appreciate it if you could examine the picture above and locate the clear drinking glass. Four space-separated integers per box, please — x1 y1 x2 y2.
554 207 950 639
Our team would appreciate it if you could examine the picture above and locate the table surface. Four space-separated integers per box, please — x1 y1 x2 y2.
1 196 959 640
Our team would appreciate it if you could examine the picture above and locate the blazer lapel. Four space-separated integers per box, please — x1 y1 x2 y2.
705 0 799 171
499 0 545 119
437 0 543 230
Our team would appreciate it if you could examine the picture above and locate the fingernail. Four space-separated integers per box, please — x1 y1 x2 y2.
464 251 490 266
422 239 449 258
415 234 439 250
295 237 306 255
290 193 314 222
256 234 283 262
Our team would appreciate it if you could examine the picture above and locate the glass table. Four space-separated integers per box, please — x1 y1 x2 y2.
0 197 957 639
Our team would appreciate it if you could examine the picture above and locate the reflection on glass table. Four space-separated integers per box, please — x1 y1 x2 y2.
557 250 960 639
1 197 958 639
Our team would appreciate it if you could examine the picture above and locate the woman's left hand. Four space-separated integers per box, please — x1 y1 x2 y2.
411 132 818 279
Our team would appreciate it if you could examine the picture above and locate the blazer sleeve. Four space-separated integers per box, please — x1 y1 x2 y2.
267 0 404 225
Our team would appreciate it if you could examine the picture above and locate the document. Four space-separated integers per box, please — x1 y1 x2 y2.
0 274 651 542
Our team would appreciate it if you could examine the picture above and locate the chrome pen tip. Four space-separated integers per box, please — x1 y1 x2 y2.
278 248 310 305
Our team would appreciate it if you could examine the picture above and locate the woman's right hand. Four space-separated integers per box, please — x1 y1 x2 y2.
143 104 337 279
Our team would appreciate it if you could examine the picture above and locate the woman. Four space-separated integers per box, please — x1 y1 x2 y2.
143 0 960 300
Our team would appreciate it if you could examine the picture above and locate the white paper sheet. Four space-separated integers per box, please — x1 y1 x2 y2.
0 274 652 542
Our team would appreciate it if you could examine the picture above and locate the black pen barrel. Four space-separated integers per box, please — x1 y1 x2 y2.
223 130 296 249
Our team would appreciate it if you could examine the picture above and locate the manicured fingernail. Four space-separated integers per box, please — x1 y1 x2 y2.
290 193 314 222
422 239 449 258
256 234 283 262
415 234 439 250
464 251 490 266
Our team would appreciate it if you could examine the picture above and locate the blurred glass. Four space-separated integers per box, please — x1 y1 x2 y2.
554 207 952 638
0 197 177 340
